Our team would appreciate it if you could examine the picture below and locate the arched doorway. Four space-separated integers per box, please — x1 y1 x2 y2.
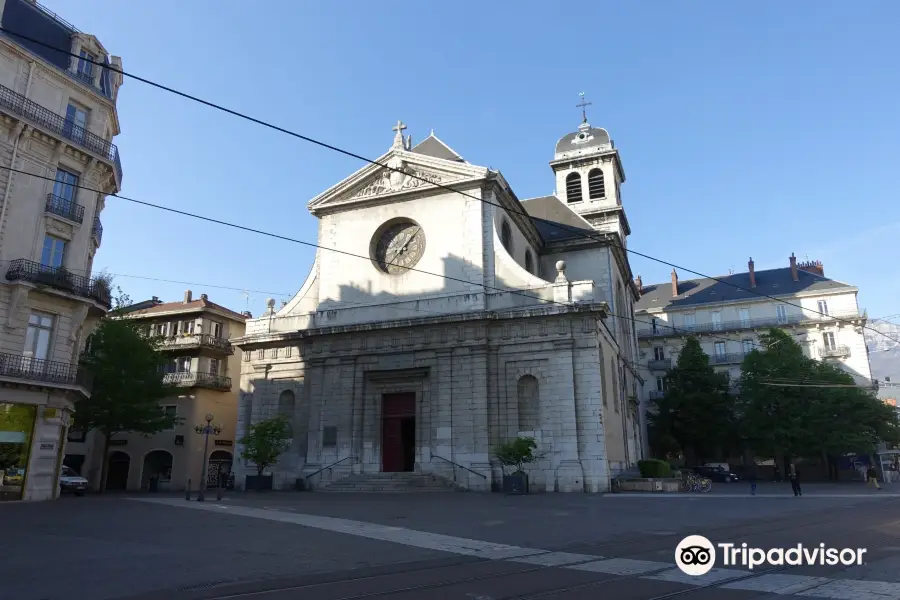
142 450 174 492
207 450 232 489
106 451 130 491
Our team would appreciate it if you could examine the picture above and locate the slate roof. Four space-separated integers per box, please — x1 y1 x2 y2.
555 126 612 155
119 297 247 321
410 133 465 162
634 267 855 312
521 195 599 243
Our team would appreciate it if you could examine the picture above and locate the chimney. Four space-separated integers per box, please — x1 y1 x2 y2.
748 257 756 288
151 296 159 304
798 259 825 278
789 253 798 282
241 310 252 318
281 301 288 308
634 275 643 297
670 269 679 297
183 290 192 304
200 293 208 301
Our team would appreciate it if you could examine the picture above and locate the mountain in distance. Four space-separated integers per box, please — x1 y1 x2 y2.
866 319 900 381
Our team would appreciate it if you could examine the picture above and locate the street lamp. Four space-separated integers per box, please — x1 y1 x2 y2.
194 413 222 502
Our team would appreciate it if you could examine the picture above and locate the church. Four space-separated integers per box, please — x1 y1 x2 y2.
231 110 645 493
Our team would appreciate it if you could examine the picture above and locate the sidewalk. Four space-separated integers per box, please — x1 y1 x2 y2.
607 481 900 497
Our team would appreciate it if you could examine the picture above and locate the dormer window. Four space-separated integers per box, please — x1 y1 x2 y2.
76 50 95 84
588 168 606 199
566 172 582 203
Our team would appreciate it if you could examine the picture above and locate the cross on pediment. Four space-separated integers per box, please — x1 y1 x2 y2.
392 120 407 134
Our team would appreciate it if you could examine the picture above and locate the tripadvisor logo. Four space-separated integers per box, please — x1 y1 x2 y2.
675 535 867 575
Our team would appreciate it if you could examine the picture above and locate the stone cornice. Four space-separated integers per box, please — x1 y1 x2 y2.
231 302 609 348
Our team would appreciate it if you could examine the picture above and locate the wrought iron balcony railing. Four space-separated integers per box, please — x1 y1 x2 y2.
0 83 122 184
5 259 111 308
647 358 671 370
819 345 851 358
163 372 232 391
45 193 85 223
91 217 103 245
158 334 234 354
637 310 865 338
710 352 747 365
0 352 90 391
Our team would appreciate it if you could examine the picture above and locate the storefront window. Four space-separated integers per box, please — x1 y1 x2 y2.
0 403 37 501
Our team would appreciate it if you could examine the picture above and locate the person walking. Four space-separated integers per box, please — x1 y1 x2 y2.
746 463 758 496
789 464 802 497
866 465 882 490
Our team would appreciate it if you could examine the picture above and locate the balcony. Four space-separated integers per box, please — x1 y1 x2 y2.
0 352 90 393
91 217 103 245
0 83 122 185
647 358 671 371
648 390 665 400
45 193 85 224
5 259 111 308
710 352 747 365
820 345 851 358
164 372 232 391
637 310 866 339
158 334 234 355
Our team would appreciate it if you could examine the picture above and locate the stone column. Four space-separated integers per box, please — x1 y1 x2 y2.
552 337 586 492
468 347 491 490
572 330 609 493
303 359 325 472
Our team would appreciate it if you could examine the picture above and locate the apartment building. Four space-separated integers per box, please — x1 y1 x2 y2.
64 291 248 491
0 0 123 501
634 254 872 403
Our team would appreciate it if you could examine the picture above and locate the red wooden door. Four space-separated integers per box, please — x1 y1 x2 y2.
382 393 415 472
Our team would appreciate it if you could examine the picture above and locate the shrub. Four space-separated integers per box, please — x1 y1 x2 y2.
638 458 672 478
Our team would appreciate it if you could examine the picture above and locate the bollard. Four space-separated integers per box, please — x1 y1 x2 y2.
216 473 223 501
185 478 191 501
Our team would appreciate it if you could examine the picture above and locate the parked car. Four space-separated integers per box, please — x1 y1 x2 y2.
693 465 739 483
59 465 88 496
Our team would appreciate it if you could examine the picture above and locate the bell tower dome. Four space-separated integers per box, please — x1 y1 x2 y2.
551 95 629 244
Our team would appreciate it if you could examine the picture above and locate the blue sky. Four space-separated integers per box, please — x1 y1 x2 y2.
43 0 900 319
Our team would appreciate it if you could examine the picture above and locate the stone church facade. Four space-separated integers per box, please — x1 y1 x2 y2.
232 116 644 493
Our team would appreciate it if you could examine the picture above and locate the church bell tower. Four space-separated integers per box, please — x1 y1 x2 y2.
551 94 630 245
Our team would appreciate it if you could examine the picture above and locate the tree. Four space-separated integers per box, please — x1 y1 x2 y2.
738 328 900 478
239 415 293 476
76 318 177 491
647 337 734 464
494 436 539 475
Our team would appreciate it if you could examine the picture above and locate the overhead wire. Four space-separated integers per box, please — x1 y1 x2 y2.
0 26 895 348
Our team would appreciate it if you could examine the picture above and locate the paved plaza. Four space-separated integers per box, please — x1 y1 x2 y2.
2 483 900 600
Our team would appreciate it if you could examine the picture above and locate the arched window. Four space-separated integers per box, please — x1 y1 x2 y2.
525 250 534 275
501 220 512 253
588 168 606 199
517 374 540 432
566 172 583 203
278 390 295 418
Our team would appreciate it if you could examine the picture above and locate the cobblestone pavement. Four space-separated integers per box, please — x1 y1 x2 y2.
1 485 898 600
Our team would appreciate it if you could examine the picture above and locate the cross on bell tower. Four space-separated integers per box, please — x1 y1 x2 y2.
576 92 592 124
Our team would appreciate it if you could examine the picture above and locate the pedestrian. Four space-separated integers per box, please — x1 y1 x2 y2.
866 466 882 490
789 464 802 497
746 463 758 496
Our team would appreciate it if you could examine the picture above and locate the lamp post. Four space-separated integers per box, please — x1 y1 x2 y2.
194 413 222 502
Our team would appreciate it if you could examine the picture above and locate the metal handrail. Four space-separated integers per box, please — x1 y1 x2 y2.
304 456 357 480
45 193 85 223
432 454 487 479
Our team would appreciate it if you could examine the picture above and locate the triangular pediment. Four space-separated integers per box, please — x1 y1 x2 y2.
307 149 489 215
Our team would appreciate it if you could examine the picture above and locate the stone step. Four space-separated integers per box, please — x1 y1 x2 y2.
321 472 460 493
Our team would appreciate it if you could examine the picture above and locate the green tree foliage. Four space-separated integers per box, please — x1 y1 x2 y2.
76 318 177 491
647 337 734 464
738 328 899 472
494 436 539 475
239 415 293 475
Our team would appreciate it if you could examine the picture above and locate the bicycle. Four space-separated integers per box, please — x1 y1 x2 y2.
680 472 712 493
